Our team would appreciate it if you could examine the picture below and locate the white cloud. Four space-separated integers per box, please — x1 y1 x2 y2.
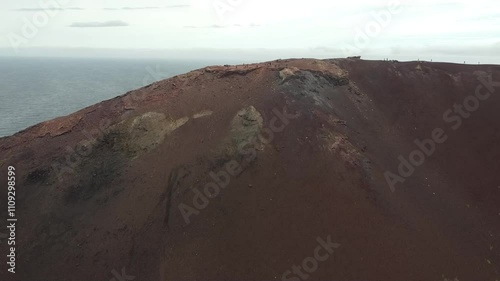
69 20 129 28
0 0 498 63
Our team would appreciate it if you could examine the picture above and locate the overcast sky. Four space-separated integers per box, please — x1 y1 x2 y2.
0 0 499 63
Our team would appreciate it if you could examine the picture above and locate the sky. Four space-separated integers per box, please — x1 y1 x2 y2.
0 0 499 63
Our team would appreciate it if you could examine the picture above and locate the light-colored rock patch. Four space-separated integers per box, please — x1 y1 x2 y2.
192 110 213 119
125 112 189 155
279 67 299 81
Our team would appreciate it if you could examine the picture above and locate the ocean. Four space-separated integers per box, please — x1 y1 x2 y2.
0 57 247 137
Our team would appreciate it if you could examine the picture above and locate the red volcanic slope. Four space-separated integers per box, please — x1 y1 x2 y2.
1 58 500 281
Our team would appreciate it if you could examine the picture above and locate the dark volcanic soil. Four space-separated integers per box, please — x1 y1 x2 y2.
1 58 500 281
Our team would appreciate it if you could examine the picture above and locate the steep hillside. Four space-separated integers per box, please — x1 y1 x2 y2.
1 58 499 281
